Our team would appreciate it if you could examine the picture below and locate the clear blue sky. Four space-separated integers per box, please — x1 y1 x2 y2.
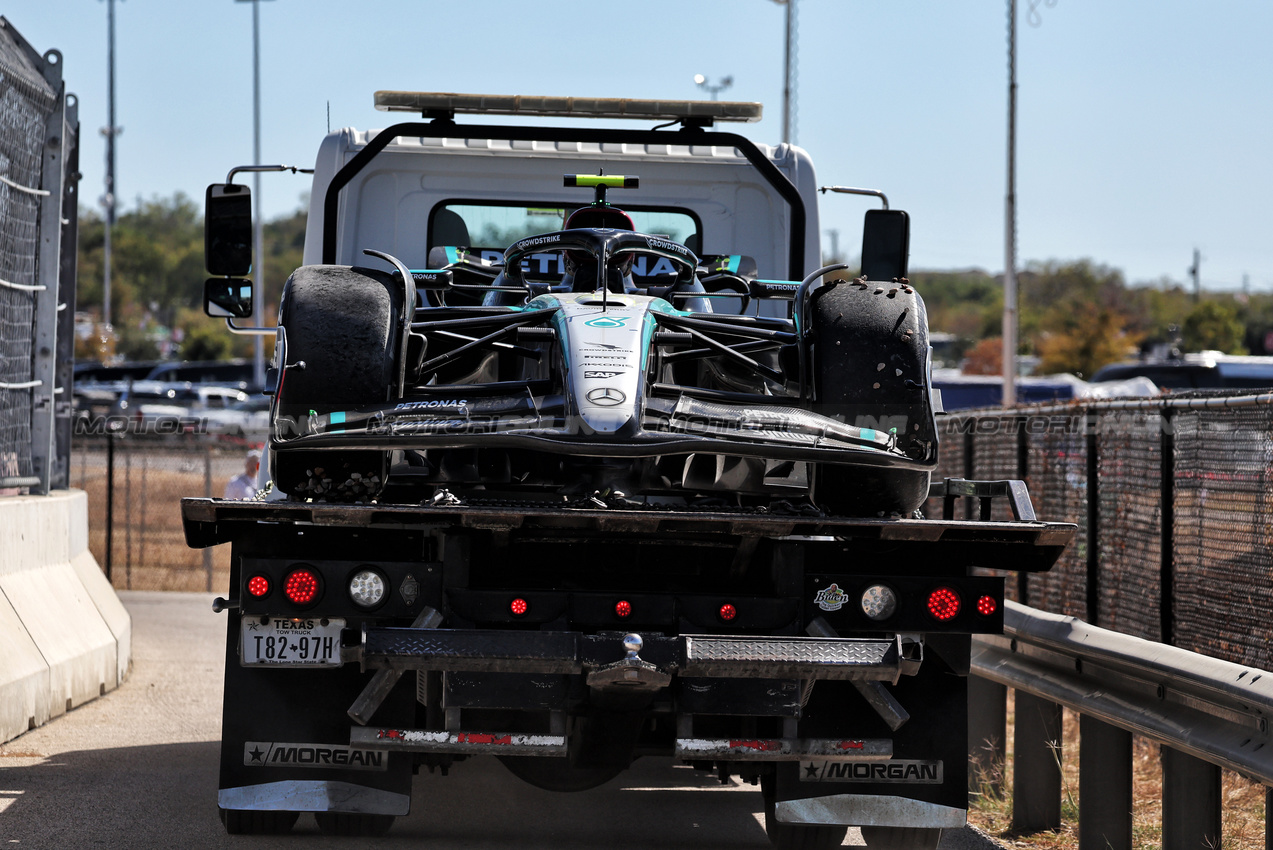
9 1 1273 291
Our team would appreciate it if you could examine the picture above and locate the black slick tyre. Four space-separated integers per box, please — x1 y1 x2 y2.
807 278 937 516
272 265 400 500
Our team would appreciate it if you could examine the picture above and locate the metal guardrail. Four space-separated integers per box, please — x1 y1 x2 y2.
970 600 1273 849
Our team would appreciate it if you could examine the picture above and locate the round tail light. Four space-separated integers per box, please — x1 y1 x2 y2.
614 600 633 619
349 568 387 609
246 575 270 598
510 597 529 617
927 587 961 621
977 595 998 616
860 584 899 621
718 603 737 622
283 567 321 607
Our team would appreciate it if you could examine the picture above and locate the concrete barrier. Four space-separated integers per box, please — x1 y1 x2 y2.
0 490 131 743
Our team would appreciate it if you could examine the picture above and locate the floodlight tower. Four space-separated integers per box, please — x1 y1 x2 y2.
100 0 123 334
693 74 734 101
236 0 274 390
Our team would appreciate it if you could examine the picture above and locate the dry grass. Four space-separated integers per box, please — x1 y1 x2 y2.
73 441 238 592
968 696 1268 849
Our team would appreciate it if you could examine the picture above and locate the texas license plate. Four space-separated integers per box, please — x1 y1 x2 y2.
241 617 345 667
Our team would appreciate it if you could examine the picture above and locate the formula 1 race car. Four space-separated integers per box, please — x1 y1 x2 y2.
258 173 939 519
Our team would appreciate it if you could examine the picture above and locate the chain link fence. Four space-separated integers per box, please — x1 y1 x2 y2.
71 433 256 592
0 18 78 495
930 391 1273 670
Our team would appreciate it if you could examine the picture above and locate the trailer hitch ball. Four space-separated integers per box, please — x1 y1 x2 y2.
623 633 643 660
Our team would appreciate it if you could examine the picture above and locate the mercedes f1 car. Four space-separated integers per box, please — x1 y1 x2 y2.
258 172 938 519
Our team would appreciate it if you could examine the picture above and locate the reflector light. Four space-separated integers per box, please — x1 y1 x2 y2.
349 568 387 609
927 587 960 621
246 575 270 598
860 584 898 621
614 600 632 619
719 603 737 622
283 568 320 606
510 597 529 617
977 595 998 616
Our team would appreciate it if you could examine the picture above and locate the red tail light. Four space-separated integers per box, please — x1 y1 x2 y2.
510 597 529 617
247 575 270 598
977 595 998 616
614 600 632 619
283 567 320 606
718 603 738 622
927 587 960 621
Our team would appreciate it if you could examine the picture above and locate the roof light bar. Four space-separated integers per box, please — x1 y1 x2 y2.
373 91 763 124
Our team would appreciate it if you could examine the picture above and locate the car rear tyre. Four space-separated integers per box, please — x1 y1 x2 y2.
219 808 299 835
761 777 849 850
314 811 396 836
860 825 944 849
807 277 937 517
273 265 401 500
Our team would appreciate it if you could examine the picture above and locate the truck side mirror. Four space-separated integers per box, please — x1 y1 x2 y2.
861 209 909 281
204 278 254 318
206 183 253 276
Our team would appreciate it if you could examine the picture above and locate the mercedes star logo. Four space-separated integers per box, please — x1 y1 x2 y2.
586 387 627 406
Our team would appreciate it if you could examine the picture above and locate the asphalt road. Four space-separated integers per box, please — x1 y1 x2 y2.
0 591 1005 849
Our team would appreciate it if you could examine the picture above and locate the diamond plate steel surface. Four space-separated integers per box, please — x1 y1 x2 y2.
363 628 581 674
684 635 900 681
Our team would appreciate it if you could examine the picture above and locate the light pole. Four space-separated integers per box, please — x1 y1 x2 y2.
100 0 122 338
693 74 734 101
237 0 273 390
769 0 794 144
1004 0 1018 407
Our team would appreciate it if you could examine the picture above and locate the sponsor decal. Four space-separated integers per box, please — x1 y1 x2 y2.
584 315 632 329
584 342 622 350
394 399 469 412
583 370 625 379
800 760 943 784
511 234 564 251
644 235 691 256
728 739 781 752
585 387 627 406
243 742 387 771
814 583 850 612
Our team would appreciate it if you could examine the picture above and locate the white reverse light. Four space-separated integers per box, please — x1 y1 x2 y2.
349 568 387 609
860 584 898 621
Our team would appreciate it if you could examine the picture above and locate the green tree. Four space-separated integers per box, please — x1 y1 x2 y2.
1036 303 1142 377
76 193 306 363
1182 299 1246 354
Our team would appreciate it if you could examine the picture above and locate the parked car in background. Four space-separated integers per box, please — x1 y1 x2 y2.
111 385 249 435
1090 352 1273 391
143 359 256 391
201 395 270 441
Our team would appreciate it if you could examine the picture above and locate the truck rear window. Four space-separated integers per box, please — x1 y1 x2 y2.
430 202 701 263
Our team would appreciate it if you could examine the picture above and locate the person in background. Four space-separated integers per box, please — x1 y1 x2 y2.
224 449 261 500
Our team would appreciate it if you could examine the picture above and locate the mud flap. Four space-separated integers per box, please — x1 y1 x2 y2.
218 608 416 814
772 641 970 827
